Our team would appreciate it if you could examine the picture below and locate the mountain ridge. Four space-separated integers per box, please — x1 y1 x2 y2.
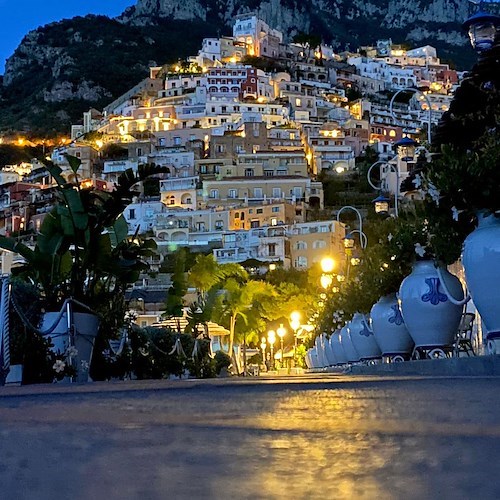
0 0 479 135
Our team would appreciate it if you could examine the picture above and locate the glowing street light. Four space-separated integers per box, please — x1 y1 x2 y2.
320 257 335 274
268 329 276 370
260 336 267 370
463 10 500 53
277 323 286 368
290 311 301 365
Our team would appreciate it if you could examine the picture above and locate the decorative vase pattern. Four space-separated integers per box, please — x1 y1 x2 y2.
399 261 463 348
463 213 500 341
370 294 414 356
348 312 382 360
330 329 347 365
339 324 360 363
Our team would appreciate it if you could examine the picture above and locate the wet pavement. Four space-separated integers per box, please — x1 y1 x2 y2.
1 374 500 499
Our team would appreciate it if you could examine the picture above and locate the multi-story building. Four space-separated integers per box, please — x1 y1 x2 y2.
206 66 258 100
229 201 302 230
232 15 283 58
159 176 198 210
288 220 346 270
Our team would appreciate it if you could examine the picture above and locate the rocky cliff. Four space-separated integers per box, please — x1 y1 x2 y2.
0 0 480 135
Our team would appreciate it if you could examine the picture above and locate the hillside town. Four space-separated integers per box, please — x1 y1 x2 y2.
0 15 460 300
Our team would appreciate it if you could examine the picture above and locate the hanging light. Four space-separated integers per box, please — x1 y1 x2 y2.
394 137 417 162
373 194 390 214
343 233 355 249
463 11 500 53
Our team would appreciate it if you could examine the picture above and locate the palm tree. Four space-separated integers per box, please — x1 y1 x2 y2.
213 278 276 373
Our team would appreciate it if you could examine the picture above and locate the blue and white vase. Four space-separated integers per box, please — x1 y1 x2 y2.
399 261 463 348
370 294 414 356
324 335 338 366
330 329 348 365
463 213 500 342
348 312 382 360
339 324 360 363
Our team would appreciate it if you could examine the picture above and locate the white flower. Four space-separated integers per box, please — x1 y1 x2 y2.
80 360 89 371
387 233 393 242
451 206 462 221
65 346 78 358
414 243 427 258
53 360 66 373
427 181 441 205
412 174 422 189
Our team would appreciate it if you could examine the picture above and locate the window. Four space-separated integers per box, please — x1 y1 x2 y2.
253 188 263 198
235 213 240 219
245 168 254 177
295 256 308 268
295 241 307 250
173 137 181 145
296 98 302 107
268 243 276 256
250 220 260 228
271 206 280 213
129 208 136 219
215 220 224 230
272 188 281 198
264 170 274 177
228 189 238 199
200 165 208 174
256 208 263 214
271 218 278 226
210 189 219 199
313 240 326 249
137 148 143 156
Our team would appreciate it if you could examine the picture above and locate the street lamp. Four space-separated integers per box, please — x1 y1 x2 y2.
277 323 286 368
389 89 432 145
463 10 500 53
260 336 267 371
267 329 276 370
345 230 368 250
373 194 390 214
320 257 335 274
290 311 301 366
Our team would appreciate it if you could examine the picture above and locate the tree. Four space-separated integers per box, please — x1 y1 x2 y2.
213 278 276 373
163 248 188 332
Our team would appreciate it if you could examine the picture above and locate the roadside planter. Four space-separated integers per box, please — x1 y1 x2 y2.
324 334 338 366
399 260 463 355
42 311 100 383
463 213 500 353
339 324 360 363
348 312 382 362
370 294 414 361
330 330 348 365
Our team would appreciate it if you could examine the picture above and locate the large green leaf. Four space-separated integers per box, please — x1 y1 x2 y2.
109 215 129 246
65 154 82 175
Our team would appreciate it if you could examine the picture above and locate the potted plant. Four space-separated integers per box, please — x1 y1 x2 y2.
0 156 166 381
418 34 500 351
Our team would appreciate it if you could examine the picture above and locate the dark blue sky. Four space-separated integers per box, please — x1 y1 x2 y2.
0 0 136 74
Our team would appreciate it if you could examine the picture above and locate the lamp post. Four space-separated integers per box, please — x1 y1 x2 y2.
260 337 267 372
290 311 301 367
267 329 276 370
389 88 432 145
372 194 391 215
336 205 364 243
277 323 286 369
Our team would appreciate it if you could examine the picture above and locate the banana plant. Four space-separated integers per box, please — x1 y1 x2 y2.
0 155 167 314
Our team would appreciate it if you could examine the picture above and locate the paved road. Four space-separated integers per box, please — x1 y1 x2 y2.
1 375 500 500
